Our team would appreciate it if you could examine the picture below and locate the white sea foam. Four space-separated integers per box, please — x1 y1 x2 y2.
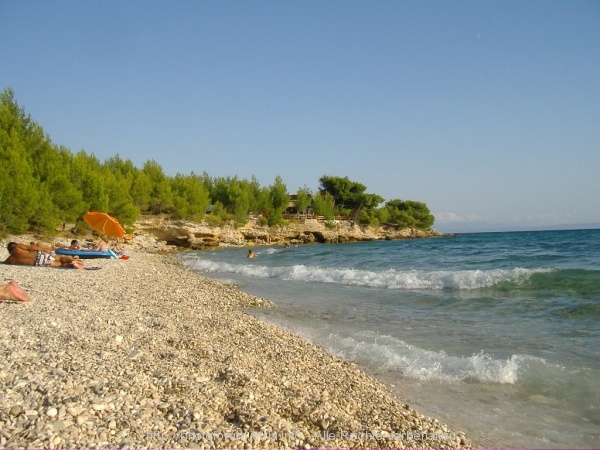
183 231 600 448
322 331 546 384
186 258 552 290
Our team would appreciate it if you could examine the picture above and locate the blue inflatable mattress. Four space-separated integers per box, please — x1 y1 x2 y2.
55 248 118 259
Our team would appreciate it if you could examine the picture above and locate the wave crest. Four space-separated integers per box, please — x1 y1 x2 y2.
185 257 552 290
324 332 548 384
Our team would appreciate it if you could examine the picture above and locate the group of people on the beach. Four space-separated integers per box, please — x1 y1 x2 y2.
1 235 116 303
67 236 111 252
5 241 86 269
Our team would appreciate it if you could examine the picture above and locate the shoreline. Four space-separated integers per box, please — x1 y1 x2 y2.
1 243 471 448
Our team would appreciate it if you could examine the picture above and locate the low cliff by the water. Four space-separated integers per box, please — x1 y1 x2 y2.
128 216 449 251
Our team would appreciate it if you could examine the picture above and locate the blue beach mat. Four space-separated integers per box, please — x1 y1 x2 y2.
55 248 118 259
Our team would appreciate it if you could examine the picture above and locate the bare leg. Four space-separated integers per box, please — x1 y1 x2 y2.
0 280 32 302
70 259 85 269
51 256 85 269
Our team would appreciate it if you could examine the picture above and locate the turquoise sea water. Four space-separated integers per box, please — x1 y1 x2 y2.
181 229 600 447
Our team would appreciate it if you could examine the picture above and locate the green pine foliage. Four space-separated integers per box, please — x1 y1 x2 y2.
267 176 290 226
295 187 312 215
378 199 435 229
312 192 336 220
0 88 49 233
171 173 210 221
0 88 436 236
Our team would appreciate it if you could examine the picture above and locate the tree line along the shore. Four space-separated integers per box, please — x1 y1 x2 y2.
0 87 434 237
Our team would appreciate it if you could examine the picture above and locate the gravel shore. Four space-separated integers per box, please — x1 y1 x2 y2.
1 240 471 449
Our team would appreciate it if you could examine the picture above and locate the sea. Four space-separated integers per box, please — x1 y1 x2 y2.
180 229 600 448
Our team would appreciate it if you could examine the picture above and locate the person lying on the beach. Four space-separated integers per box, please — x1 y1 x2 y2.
0 280 31 302
4 242 85 269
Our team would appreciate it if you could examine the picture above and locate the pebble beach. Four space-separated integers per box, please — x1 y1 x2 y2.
1 240 471 449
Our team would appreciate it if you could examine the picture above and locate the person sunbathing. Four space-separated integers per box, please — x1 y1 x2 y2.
4 242 85 269
0 280 31 302
95 235 110 251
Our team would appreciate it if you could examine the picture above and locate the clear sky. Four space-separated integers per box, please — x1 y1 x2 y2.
2 0 599 232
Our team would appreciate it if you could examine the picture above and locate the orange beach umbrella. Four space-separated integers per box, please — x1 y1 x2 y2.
83 211 126 239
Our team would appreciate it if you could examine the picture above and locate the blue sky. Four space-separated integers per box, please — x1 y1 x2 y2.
2 0 599 232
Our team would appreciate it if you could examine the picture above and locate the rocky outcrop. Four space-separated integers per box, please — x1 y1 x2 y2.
130 216 448 251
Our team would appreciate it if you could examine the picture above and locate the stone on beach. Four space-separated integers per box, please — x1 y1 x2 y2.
0 240 471 448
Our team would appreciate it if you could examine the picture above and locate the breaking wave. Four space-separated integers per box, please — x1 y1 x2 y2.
322 331 550 383
185 257 552 290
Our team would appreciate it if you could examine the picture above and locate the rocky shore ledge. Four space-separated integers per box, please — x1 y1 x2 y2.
130 216 449 250
1 240 471 449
